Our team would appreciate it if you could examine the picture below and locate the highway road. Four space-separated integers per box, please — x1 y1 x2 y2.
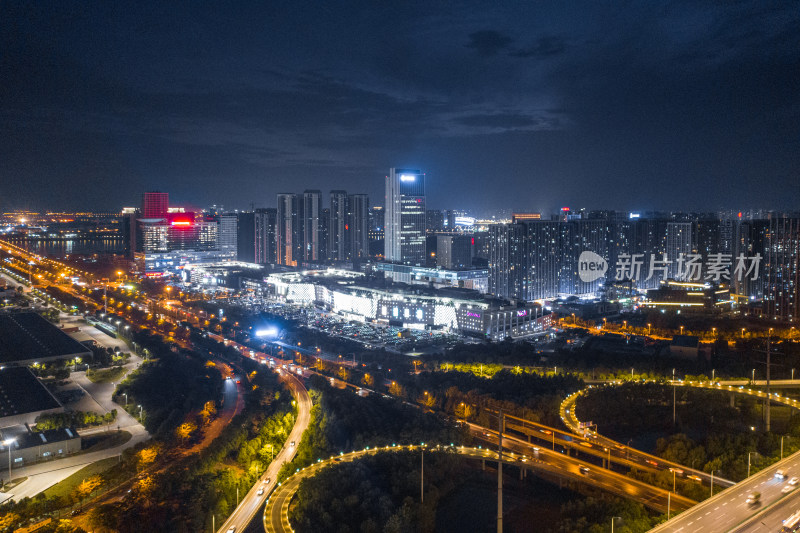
733 489 800 532
263 443 695 533
649 449 800 532
466 423 696 514
217 370 312 533
560 379 800 489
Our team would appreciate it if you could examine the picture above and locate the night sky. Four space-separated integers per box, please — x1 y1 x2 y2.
2 2 798 215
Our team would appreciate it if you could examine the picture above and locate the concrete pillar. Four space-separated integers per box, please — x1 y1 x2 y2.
482 458 485 471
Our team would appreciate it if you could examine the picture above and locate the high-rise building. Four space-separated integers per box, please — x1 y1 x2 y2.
277 193 300 266
385 168 426 265
764 216 799 322
426 210 444 233
302 190 322 262
436 235 473 269
665 222 693 279
236 212 256 263
368 206 385 259
329 190 348 261
254 208 277 265
734 219 768 299
523 220 562 300
348 194 370 262
142 191 169 219
319 207 329 262
219 214 239 259
488 224 527 300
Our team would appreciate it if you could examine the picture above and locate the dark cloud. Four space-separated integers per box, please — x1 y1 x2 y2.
510 36 566 58
465 30 514 56
0 1 798 214
453 113 540 129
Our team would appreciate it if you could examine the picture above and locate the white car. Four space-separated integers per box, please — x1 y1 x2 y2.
789 477 799 486
776 469 788 479
227 528 236 533
782 484 796 494
257 488 265 496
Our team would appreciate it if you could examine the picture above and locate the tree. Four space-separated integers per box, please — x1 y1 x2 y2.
200 401 217 424
0 512 20 531
137 446 159 471
176 422 197 443
74 475 103 501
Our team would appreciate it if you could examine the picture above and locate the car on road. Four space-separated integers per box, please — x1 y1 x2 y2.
746 492 761 505
790 477 799 486
257 488 265 496
777 469 788 479
783 484 797 494
290 441 295 447
579 465 590 475
226 528 235 533
262 478 271 484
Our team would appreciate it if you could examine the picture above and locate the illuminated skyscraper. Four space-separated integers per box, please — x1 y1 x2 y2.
384 168 426 265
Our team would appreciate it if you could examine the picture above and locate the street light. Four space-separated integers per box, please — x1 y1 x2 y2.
3 438 15 489
648 323 651 335
611 516 622 533
680 325 684 335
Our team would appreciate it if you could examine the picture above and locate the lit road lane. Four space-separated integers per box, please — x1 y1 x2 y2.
558 380 800 488
732 489 800 532
649 449 800 532
263 444 694 533
217 370 311 533
466 423 696 514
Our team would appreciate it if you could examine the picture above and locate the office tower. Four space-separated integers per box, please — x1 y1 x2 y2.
384 168 426 265
329 190 348 261
236 212 256 263
277 193 300 266
764 216 799 322
426 210 444 233
219 214 239 258
142 191 169 219
488 224 527 300
348 194 369 262
302 190 322 262
436 235 473 269
254 208 277 264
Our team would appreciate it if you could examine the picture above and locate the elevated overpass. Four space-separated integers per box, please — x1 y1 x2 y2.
263 444 697 533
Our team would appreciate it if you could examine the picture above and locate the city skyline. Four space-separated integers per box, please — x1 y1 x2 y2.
2 2 798 214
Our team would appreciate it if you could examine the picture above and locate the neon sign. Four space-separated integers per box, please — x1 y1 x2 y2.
400 174 416 182
466 311 481 318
